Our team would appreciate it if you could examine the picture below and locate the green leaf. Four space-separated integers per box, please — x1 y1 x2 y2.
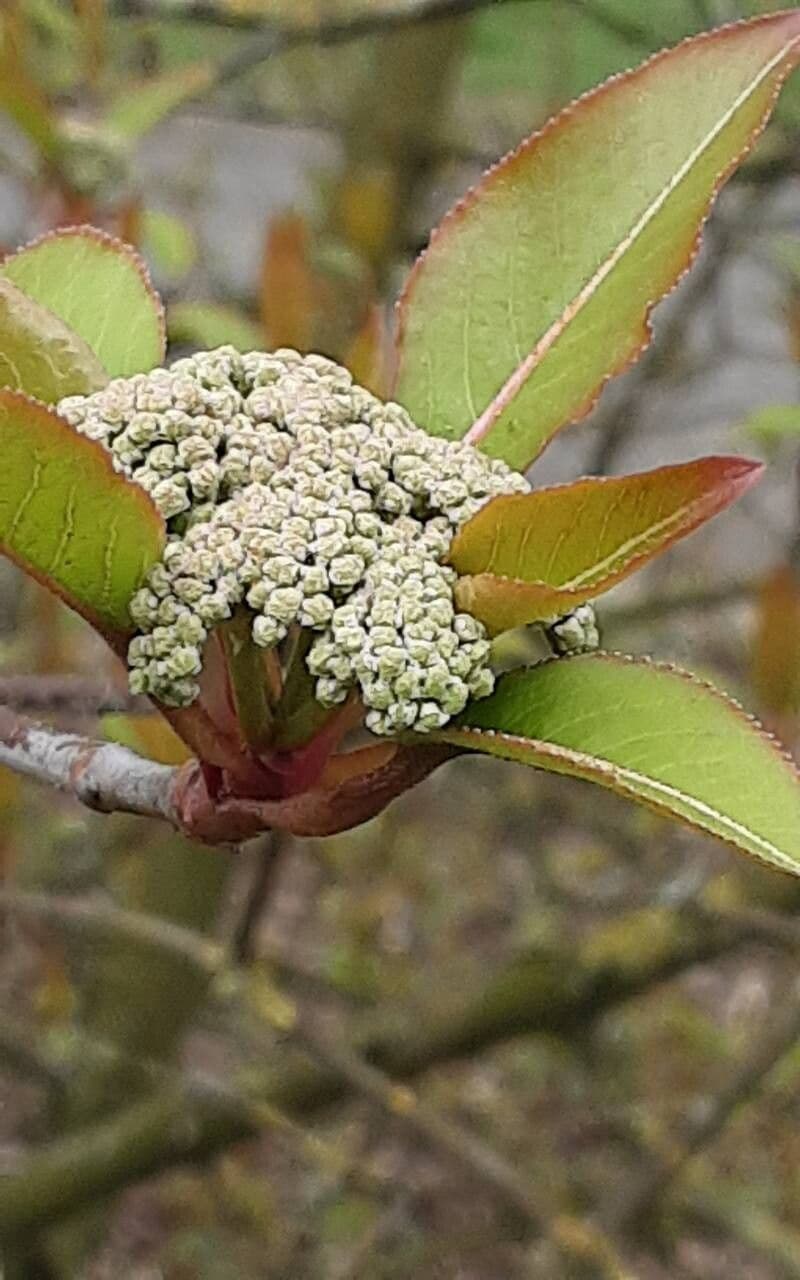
450 457 762 632
742 404 800 448
0 390 165 634
0 13 63 158
438 655 800 874
395 12 800 470
105 63 214 141
272 631 335 751
0 277 107 402
0 51 59 159
168 301 262 353
770 232 800 278
2 227 166 378
139 208 197 281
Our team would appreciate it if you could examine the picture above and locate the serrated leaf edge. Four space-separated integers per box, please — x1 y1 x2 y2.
394 9 800 465
2 225 167 366
451 457 764 626
437 652 800 875
0 388 165 639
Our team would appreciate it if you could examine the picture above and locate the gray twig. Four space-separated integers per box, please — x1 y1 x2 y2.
0 707 178 824
228 830 291 964
0 888 223 972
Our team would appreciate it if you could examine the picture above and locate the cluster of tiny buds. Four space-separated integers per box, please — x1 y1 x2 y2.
547 603 600 656
59 347 531 734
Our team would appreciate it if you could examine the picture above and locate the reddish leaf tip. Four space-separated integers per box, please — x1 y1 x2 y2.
396 8 800 351
700 452 765 489
450 455 766 633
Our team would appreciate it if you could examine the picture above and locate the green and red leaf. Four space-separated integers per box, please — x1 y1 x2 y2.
0 277 107 403
437 654 800 875
0 390 164 635
2 226 166 377
395 11 800 470
450 456 762 632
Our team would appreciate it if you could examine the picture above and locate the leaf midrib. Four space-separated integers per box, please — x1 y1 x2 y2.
548 493 705 589
464 35 800 449
464 494 711 591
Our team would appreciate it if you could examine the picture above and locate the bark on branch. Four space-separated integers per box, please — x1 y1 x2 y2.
0 706 453 841
0 707 178 822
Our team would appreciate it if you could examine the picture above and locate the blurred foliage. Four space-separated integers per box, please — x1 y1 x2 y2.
4 1 800 1277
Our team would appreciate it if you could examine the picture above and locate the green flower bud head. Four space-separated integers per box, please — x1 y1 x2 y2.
59 349 530 731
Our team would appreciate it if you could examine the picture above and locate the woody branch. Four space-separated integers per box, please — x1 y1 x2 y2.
0 706 178 823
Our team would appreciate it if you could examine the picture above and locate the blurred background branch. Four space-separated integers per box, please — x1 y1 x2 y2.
0 675 153 715
3 1 800 1276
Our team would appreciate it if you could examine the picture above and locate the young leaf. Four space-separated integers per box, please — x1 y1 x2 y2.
742 404 800 450
0 390 164 634
105 63 214 141
438 654 800 875
168 301 262 353
220 610 275 756
2 227 166 377
0 17 59 158
450 457 762 632
0 278 107 402
395 12 800 470
139 208 197 281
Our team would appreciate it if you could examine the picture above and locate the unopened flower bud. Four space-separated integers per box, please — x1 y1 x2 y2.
60 347 530 725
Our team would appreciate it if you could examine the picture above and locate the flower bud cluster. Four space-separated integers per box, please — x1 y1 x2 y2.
307 528 495 736
547 603 600 655
59 348 529 731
